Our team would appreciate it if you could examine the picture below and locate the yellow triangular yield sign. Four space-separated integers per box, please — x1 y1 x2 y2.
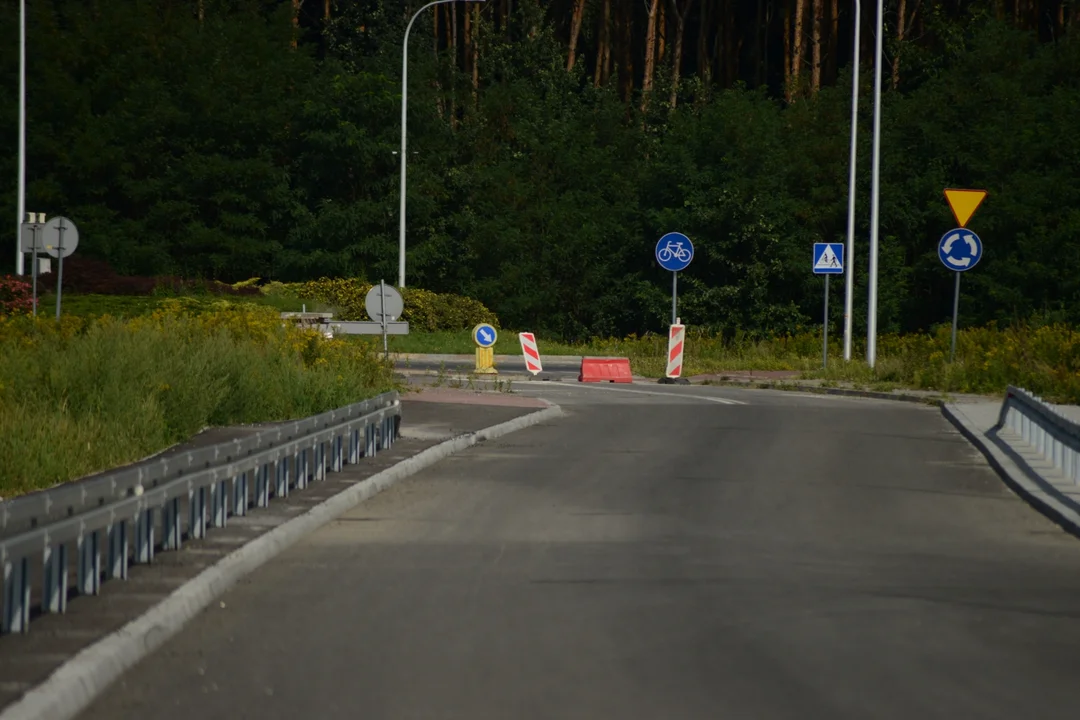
944 188 988 228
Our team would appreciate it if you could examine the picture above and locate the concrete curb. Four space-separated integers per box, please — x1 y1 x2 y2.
699 378 954 406
941 403 1080 540
0 404 564 720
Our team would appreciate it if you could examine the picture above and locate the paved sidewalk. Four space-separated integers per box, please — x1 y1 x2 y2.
944 401 1080 536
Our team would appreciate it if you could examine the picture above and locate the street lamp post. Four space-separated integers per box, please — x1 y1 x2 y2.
399 0 484 289
866 0 884 368
16 0 26 276
842 0 860 362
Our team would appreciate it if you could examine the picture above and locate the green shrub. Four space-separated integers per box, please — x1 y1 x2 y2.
278 278 499 331
0 302 395 497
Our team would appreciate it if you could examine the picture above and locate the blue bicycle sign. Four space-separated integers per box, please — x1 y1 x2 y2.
655 232 694 272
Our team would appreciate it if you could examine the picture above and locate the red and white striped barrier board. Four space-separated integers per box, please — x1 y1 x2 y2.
518 332 543 375
666 324 685 378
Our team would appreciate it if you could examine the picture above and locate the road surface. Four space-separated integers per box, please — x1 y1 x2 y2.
80 385 1080 719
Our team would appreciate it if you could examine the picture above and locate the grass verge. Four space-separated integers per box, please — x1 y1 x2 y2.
0 300 395 499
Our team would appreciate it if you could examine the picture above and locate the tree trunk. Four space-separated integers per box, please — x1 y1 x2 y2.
641 0 662 112
669 0 693 107
567 0 587 71
617 0 634 103
892 0 906 88
811 0 822 91
659 0 667 63
723 0 739 87
892 0 921 89
783 0 791 100
698 0 710 83
291 0 303 48
197 0 205 23
595 0 611 86
472 5 480 101
324 0 330 20
828 0 838 83
464 4 472 74
792 0 805 94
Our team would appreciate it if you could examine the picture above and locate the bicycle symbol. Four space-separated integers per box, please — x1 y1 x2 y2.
657 240 692 264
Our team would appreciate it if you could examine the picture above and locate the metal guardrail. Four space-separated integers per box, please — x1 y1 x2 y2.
1 391 401 634
997 385 1080 482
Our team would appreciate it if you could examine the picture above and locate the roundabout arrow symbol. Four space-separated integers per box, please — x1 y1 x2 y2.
942 232 960 253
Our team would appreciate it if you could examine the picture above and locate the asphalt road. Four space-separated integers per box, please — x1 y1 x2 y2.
80 385 1080 719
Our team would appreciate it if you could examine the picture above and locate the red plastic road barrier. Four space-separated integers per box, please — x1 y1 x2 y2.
578 357 633 383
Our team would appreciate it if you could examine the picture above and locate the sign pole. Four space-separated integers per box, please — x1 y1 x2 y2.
16 0 26 276
823 275 830 370
30 220 38 316
55 219 66 321
379 279 389 361
671 271 678 326
950 271 960 363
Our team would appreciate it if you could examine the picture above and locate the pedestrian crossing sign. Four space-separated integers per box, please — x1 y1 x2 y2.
813 243 844 274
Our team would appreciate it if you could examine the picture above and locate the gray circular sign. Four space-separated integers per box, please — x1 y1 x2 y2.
41 216 79 258
365 284 404 322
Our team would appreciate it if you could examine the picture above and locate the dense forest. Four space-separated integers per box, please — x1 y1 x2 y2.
1 0 1078 340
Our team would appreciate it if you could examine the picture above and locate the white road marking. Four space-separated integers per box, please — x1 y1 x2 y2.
514 383 747 405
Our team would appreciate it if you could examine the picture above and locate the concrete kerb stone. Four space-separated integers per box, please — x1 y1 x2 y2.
0 403 564 720
942 403 1080 541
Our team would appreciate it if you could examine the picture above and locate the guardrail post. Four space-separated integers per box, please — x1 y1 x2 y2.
294 451 308 490
77 530 101 596
255 464 270 507
43 542 68 614
275 459 289 499
108 520 128 580
2 558 30 634
315 443 326 482
135 507 155 564
189 486 207 540
332 434 343 472
348 429 360 465
233 472 248 517
365 423 376 458
210 479 228 528
163 498 182 550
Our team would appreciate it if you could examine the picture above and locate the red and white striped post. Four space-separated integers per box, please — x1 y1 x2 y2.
666 321 685 379
518 332 543 375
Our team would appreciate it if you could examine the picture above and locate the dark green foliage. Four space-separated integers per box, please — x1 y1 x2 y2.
1 2 1078 341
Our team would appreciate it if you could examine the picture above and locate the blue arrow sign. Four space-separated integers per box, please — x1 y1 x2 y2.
473 323 498 348
813 243 844 274
655 232 694 272
938 228 983 272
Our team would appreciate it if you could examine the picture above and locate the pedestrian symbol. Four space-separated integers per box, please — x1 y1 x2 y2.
813 243 844 274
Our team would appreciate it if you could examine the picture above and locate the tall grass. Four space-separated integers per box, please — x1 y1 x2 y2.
596 323 1080 401
0 300 395 497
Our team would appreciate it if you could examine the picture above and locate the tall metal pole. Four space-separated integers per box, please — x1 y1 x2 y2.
671 272 677 326
842 0 861 361
16 0 27 276
823 275 830 370
866 0 884 368
950 271 960 363
399 0 484 289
